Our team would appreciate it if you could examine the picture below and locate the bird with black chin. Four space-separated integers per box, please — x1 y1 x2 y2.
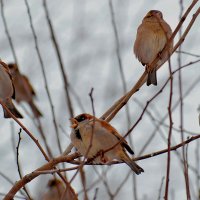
69 113 144 175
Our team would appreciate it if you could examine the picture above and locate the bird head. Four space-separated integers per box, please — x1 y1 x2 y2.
47 179 62 188
7 63 19 75
144 10 163 21
70 113 93 129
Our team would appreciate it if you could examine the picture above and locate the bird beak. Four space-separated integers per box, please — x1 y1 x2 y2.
70 118 78 129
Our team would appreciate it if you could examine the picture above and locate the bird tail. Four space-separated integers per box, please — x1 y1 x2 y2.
29 101 42 118
121 153 144 175
147 69 157 86
3 99 23 118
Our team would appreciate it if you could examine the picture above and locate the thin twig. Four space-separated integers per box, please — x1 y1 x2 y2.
0 172 15 188
36 118 53 158
16 129 32 200
0 99 49 160
176 50 200 57
195 140 200 198
93 188 99 200
16 129 22 179
113 170 132 197
109 1 137 198
164 57 173 200
185 142 191 198
93 167 114 199
69 86 86 112
0 0 18 65
42 0 74 118
157 177 165 200
24 0 63 155
178 1 191 199
69 88 95 184
77 168 110 196
0 193 26 200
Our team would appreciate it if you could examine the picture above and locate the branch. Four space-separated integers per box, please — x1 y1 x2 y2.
24 0 63 155
4 132 200 200
16 129 32 199
3 153 80 200
42 0 74 118
0 0 19 64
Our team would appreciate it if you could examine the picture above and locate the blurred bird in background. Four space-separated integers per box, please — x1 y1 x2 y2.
8 63 42 118
0 60 23 118
41 179 65 200
134 10 173 86
41 179 78 200
69 113 144 175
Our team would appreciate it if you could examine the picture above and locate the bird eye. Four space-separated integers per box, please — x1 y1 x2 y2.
8 64 13 69
75 115 86 122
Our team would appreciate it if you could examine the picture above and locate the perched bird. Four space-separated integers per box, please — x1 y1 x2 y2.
8 63 42 118
41 179 65 200
41 179 78 200
0 61 23 118
134 10 173 86
70 113 144 175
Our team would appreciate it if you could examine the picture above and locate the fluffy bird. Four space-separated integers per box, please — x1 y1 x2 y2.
8 63 42 118
41 179 65 200
134 10 173 86
41 179 78 200
70 113 144 175
0 61 23 118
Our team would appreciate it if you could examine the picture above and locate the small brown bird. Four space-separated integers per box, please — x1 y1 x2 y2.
42 179 65 200
0 61 23 118
41 179 78 200
8 63 42 118
134 10 173 86
70 113 144 175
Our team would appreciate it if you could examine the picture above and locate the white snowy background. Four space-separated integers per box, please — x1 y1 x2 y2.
0 0 200 199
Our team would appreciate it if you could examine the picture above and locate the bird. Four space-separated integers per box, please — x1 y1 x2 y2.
41 179 78 200
134 10 173 86
0 60 23 118
41 179 65 200
8 63 42 118
70 113 144 175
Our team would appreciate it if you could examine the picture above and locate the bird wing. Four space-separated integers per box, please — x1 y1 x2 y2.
0 61 15 99
98 120 134 155
22 75 36 96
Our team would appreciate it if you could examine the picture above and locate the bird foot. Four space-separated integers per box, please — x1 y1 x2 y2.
158 51 163 60
98 150 108 163
145 65 151 73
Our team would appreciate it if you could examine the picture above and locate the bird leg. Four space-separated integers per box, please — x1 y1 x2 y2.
86 150 108 164
158 51 163 60
99 150 108 163
145 65 151 73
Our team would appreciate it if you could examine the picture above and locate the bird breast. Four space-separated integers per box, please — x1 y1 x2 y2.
134 21 168 65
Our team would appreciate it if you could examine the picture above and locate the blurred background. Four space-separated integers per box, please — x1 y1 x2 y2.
0 0 200 199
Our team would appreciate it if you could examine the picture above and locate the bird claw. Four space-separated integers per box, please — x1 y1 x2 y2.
145 65 151 73
98 150 108 163
158 51 162 60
